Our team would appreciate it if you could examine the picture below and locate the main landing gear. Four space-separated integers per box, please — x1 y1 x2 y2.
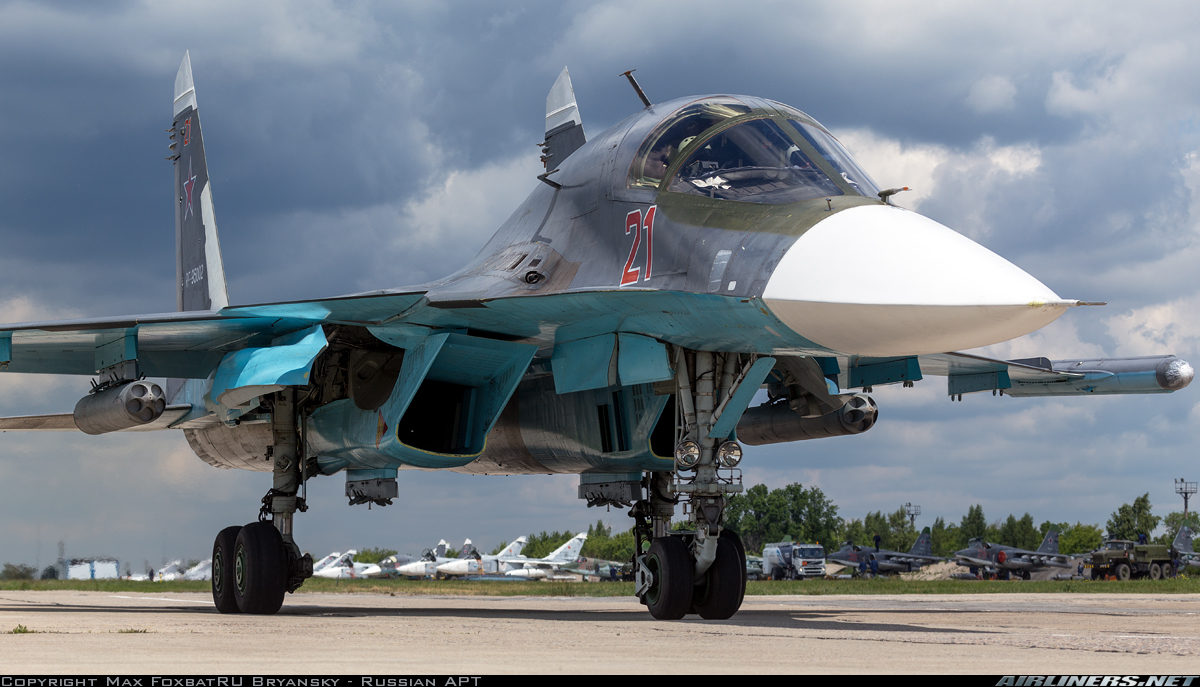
211 389 313 614
630 350 751 620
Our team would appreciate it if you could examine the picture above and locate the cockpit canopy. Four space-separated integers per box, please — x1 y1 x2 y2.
627 96 880 205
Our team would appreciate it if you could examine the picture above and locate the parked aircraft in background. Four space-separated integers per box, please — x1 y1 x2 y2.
395 539 477 578
183 559 212 581
311 550 382 579
827 529 943 574
954 532 1071 579
498 534 588 579
0 53 1190 620
434 537 531 576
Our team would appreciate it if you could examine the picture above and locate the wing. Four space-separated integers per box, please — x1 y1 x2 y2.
0 291 427 379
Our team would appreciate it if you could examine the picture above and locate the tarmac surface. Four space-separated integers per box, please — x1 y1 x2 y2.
2 591 1199 673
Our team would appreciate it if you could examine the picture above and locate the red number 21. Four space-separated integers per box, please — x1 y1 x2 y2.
621 205 656 287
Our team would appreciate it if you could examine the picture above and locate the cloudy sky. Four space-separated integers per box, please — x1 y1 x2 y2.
1 0 1198 570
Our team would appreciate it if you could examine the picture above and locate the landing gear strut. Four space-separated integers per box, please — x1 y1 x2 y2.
211 389 313 614
632 349 752 620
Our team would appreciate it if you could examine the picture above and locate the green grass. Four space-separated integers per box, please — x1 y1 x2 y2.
116 628 149 633
9 624 37 633
2 576 1197 596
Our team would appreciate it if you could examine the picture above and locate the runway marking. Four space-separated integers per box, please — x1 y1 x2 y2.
110 595 212 604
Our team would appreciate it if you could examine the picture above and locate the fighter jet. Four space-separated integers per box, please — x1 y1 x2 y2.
0 55 1192 621
394 539 478 578
310 550 382 579
1171 525 1198 570
430 537 530 577
954 531 1072 580
827 529 944 574
498 533 588 580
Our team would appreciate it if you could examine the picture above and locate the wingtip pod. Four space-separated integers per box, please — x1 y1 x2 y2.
1158 357 1194 391
173 51 197 117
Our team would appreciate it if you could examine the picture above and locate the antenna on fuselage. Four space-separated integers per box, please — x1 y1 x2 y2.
620 70 652 108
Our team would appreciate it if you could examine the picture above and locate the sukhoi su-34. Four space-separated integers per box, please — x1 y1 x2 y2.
0 55 1192 619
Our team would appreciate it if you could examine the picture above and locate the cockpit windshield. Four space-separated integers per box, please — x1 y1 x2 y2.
787 120 881 199
667 118 843 204
628 97 752 190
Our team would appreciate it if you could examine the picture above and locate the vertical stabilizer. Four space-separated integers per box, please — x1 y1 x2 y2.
547 533 587 562
1036 530 1060 554
540 67 586 171
1172 525 1194 554
497 536 527 558
909 529 933 557
172 51 229 312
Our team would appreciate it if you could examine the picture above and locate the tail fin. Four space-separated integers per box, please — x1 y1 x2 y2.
909 528 933 557
172 51 229 312
547 533 587 562
1036 530 1060 554
1173 525 1195 554
497 536 528 558
458 539 477 558
434 540 448 558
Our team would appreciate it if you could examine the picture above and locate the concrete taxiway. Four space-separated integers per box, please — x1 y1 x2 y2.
1 591 1198 673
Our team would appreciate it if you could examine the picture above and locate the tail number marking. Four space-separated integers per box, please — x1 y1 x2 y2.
620 205 656 287
184 264 205 287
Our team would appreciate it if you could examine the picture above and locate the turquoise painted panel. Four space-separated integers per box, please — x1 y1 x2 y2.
0 333 10 363
708 357 777 439
617 333 673 385
346 468 397 481
551 335 615 393
306 333 535 471
211 325 328 406
947 370 1012 395
849 357 922 388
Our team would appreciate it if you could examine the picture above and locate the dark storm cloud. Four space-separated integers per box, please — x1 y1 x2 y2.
1 0 1198 566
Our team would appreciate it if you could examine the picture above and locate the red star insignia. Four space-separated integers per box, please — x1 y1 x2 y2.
183 158 197 219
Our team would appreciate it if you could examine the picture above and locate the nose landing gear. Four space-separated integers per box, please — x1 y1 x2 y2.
631 349 758 620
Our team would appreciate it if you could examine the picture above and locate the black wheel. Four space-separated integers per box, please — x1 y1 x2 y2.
719 529 747 608
1115 562 1131 581
233 521 287 615
1149 563 1162 580
1021 570 1031 581
1090 568 1100 580
771 566 784 581
1162 563 1173 578
211 526 243 614
694 536 744 620
644 537 693 620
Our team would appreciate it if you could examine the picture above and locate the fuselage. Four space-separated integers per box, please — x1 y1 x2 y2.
181 95 1073 478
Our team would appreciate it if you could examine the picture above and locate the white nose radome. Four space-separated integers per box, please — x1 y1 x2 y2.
763 205 1073 356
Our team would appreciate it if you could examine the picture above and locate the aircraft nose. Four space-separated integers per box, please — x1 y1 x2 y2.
762 205 1073 356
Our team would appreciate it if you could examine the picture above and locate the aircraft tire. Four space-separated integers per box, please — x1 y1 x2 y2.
719 529 747 607
233 521 287 615
1149 563 1162 580
1115 563 1131 581
1021 570 1031 581
211 526 243 614
644 537 693 620
694 536 743 620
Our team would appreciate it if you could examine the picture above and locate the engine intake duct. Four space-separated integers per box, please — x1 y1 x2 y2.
737 394 877 446
73 381 167 435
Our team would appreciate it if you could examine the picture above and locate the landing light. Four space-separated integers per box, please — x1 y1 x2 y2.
674 440 700 470
716 441 742 467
